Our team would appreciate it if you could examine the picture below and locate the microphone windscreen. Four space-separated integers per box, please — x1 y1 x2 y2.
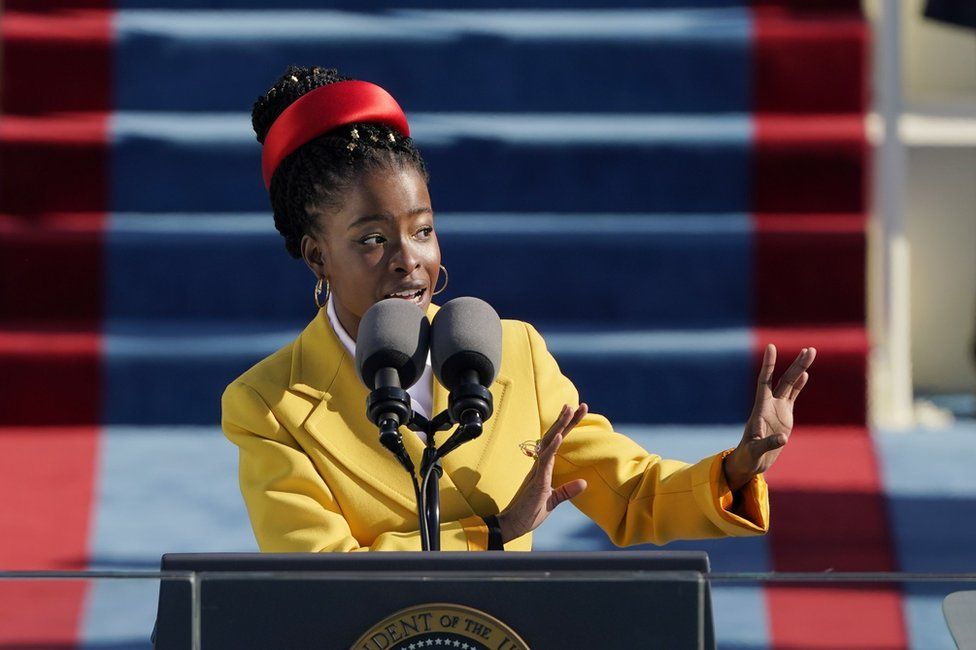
431 297 502 391
355 298 430 390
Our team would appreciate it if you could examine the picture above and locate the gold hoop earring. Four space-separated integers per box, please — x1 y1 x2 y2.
314 277 330 309
432 264 449 296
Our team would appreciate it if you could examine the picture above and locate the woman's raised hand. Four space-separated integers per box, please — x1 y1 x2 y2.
723 344 817 492
496 403 589 544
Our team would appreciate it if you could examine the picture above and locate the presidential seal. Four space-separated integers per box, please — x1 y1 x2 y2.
352 603 530 650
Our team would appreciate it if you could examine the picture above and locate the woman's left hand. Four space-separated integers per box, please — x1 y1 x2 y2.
723 344 817 492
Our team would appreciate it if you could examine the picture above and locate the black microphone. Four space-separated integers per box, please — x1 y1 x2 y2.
430 297 502 459
355 298 430 474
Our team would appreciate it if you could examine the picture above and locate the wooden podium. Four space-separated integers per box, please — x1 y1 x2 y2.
153 551 715 649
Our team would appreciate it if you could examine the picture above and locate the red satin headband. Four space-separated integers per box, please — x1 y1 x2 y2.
261 80 411 189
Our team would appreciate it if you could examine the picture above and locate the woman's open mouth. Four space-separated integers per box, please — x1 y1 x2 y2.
384 287 426 305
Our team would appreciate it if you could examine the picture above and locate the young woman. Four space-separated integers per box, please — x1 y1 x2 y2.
222 65 817 552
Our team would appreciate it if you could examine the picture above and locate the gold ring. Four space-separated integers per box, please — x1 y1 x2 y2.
519 439 543 460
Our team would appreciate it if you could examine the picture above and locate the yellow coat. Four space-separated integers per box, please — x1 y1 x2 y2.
221 304 769 552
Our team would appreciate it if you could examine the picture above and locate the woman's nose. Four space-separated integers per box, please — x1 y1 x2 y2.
390 239 422 274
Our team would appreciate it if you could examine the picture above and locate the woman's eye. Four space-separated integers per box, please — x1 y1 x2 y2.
416 226 433 239
360 234 385 246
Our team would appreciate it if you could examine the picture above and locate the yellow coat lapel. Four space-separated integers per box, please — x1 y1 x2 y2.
432 372 513 506
287 308 414 510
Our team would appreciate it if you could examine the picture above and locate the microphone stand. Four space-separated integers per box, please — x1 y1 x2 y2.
372 375 492 551
406 410 452 551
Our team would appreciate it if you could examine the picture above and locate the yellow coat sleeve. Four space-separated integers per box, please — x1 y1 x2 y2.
524 323 769 547
221 380 489 552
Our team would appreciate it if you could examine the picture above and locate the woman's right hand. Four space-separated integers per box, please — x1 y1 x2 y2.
496 403 590 543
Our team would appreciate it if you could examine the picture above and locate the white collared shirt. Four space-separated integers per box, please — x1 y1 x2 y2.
326 294 433 442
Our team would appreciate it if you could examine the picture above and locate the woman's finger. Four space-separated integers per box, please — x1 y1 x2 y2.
771 348 805 398
540 404 571 446
760 434 788 454
755 344 776 400
546 479 588 511
532 406 569 457
567 403 588 430
789 371 809 402
539 411 586 481
540 404 587 455
557 403 587 434
539 432 564 462
746 431 787 458
533 435 562 497
555 403 588 439
772 347 816 399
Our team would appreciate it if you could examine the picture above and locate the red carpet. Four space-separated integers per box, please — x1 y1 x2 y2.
761 426 905 646
750 2 902 646
0 427 100 646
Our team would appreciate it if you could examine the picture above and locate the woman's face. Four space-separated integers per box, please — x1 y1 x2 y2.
301 165 440 340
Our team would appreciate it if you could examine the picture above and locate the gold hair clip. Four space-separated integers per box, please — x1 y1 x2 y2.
388 133 396 143
347 141 357 151
289 75 299 82
350 127 360 140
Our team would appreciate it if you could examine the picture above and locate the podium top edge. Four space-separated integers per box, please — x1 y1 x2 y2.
160 550 711 573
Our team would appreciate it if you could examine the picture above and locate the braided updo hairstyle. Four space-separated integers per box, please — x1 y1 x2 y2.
252 65 429 259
